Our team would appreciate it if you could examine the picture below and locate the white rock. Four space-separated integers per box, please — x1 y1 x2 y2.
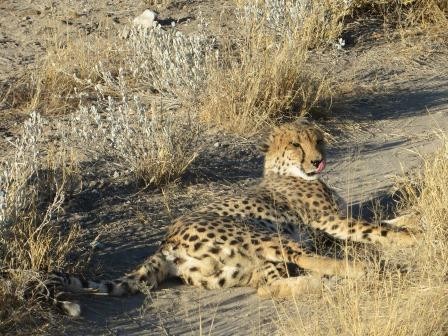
133 9 157 29
90 240 104 249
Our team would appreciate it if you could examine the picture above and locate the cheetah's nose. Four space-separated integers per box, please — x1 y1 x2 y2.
311 159 322 168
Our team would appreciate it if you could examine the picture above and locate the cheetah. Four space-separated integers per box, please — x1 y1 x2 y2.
47 119 416 316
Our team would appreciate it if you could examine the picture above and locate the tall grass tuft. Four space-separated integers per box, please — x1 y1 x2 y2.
200 0 348 134
0 112 81 333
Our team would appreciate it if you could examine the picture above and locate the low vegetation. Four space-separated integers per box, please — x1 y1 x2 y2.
70 94 200 185
353 0 448 31
0 113 81 332
200 0 344 134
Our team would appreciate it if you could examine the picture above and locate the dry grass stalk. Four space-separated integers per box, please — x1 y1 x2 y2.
0 112 81 333
67 89 200 185
351 0 448 33
200 0 345 134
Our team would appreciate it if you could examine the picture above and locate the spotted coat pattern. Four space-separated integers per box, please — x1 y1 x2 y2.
49 119 416 316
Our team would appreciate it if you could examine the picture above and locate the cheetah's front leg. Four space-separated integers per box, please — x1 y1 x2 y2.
311 213 417 247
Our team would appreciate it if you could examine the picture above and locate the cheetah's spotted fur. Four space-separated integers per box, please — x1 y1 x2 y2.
49 119 416 316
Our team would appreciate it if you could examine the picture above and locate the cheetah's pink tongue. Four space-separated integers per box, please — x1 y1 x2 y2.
316 160 326 173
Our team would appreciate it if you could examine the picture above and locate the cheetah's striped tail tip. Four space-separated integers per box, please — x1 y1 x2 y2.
60 301 81 317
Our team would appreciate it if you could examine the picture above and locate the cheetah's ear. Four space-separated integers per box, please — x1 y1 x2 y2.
259 131 275 153
259 143 269 152
293 117 312 128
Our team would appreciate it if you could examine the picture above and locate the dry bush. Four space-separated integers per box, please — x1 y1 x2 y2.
277 134 448 336
125 26 214 104
33 25 207 185
3 22 213 115
30 26 207 187
0 113 81 333
350 0 448 33
2 32 124 115
200 0 347 134
3 21 209 187
67 88 200 185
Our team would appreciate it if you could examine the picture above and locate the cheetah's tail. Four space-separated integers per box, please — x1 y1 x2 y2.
45 251 171 316
0 268 82 317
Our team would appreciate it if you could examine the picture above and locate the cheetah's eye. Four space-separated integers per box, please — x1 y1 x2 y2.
291 142 301 148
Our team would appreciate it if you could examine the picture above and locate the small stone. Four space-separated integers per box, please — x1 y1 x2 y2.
133 9 158 29
119 27 130 39
90 240 104 249
113 171 120 178
214 142 220 148
71 213 84 221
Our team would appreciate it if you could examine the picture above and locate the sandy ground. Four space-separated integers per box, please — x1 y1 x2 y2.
1 1 448 335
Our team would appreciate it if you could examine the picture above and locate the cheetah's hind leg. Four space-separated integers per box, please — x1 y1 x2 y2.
250 261 321 298
251 261 327 299
257 275 325 299
382 212 420 231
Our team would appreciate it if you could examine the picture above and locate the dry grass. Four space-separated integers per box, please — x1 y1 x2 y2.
353 0 448 31
3 21 212 116
68 95 200 186
276 133 448 336
0 113 82 333
3 0 445 129
200 0 345 134
3 21 207 183
200 0 447 135
3 32 124 115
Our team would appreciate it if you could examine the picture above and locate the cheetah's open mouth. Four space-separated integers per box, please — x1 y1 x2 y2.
316 159 326 173
307 160 326 177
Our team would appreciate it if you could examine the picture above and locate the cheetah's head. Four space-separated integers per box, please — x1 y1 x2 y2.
262 119 326 180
